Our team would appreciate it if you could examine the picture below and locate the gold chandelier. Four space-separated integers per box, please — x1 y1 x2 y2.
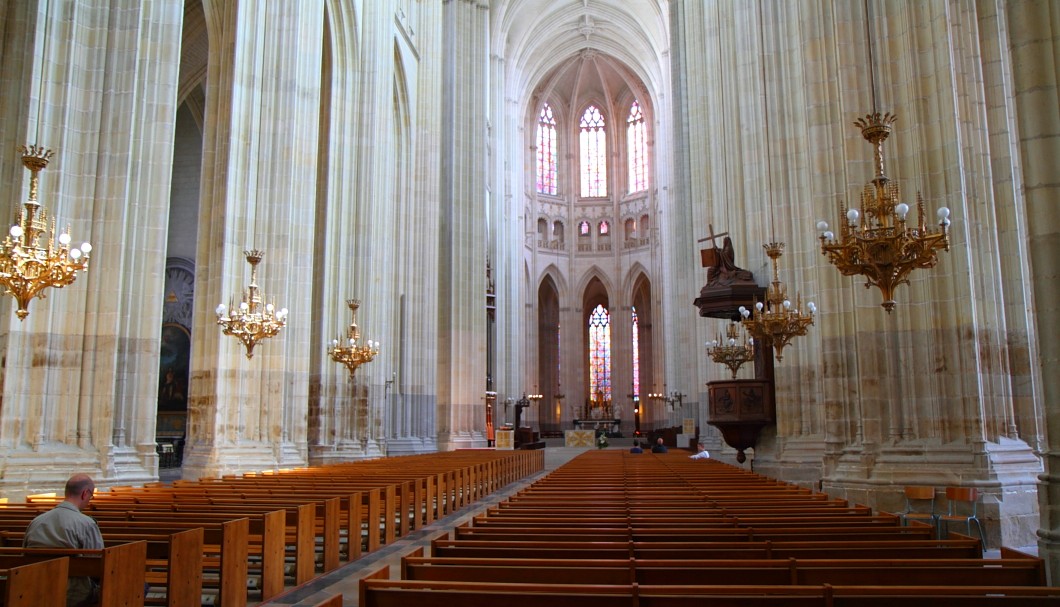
707 321 756 379
1 145 92 320
740 243 816 362
215 250 288 358
328 299 379 376
816 112 950 312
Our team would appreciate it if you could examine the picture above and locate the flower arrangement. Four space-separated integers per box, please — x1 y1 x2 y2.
596 433 609 449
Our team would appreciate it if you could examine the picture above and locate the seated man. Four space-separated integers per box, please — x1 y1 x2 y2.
629 440 643 454
651 437 668 453
689 442 711 460
23 474 104 607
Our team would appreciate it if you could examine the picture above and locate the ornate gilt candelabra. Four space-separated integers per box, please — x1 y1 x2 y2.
707 321 756 379
740 243 815 362
816 113 950 312
328 299 379 376
215 250 288 358
648 388 686 411
0 145 92 320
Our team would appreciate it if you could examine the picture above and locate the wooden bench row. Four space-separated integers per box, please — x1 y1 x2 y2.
1 449 542 606
359 451 1056 606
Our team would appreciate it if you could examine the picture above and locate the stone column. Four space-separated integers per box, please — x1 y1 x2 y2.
1006 0 1060 582
436 0 489 450
185 0 322 478
0 0 183 497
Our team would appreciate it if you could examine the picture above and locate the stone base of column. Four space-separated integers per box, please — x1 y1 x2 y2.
308 439 386 466
0 448 105 501
106 443 158 488
385 436 439 456
182 441 288 479
822 438 1042 549
437 431 488 451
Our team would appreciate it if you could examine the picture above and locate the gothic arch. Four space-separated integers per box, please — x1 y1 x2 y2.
575 266 617 305
537 264 570 302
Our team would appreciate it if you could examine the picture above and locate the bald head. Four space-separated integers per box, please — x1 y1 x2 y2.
64 474 95 510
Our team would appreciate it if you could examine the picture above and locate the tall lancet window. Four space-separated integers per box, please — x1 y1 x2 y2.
579 105 607 197
627 100 648 193
589 304 611 401
631 307 640 398
536 104 558 195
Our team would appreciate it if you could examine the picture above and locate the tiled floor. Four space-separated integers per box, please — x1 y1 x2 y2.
257 446 586 607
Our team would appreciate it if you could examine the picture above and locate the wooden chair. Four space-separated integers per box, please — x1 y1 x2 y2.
900 486 938 534
939 486 985 546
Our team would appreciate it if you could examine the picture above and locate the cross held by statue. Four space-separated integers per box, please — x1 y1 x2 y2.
699 223 729 268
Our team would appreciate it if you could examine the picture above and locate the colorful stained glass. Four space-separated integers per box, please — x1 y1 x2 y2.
589 304 611 401
579 106 607 197
627 100 648 193
536 104 557 195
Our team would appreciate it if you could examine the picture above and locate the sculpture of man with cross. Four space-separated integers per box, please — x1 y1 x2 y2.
699 224 755 286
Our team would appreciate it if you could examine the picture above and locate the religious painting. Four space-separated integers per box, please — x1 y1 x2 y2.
158 323 190 412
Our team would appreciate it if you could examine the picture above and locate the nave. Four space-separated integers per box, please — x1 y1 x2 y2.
274 446 1057 607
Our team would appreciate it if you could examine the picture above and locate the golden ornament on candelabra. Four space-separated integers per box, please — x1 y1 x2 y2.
740 242 815 362
816 113 950 312
0 145 92 320
707 321 756 379
328 299 379 376
215 250 288 359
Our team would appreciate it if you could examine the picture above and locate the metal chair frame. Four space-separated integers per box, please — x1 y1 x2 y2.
939 486 986 547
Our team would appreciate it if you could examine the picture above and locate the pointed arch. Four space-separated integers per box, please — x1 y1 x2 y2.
630 271 654 402
579 104 608 197
583 276 612 403
537 263 570 301
538 274 561 432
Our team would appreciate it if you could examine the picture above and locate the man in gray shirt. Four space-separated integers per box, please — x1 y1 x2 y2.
23 474 104 607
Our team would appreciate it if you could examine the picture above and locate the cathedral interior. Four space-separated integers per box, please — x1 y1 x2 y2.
0 0 1058 582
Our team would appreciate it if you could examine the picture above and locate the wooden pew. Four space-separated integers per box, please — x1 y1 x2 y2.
0 557 68 607
401 553 1045 587
0 540 146 606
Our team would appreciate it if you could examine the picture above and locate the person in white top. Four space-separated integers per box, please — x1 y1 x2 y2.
689 443 710 460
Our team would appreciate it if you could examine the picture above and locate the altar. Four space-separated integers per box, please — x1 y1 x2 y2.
573 419 621 434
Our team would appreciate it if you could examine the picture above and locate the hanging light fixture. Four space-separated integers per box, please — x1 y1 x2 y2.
815 1 950 313
328 299 379 376
215 250 288 358
740 1 816 362
707 321 756 379
0 145 92 320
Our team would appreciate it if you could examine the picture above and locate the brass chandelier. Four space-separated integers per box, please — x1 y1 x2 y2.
816 112 950 312
740 243 816 362
816 1 951 313
1 145 92 320
707 321 756 379
215 250 288 358
328 299 379 376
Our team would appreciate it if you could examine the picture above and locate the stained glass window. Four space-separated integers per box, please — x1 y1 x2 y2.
627 100 648 193
599 220 609 235
589 304 611 401
579 105 607 197
536 104 557 195
579 221 591 236
632 307 639 398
